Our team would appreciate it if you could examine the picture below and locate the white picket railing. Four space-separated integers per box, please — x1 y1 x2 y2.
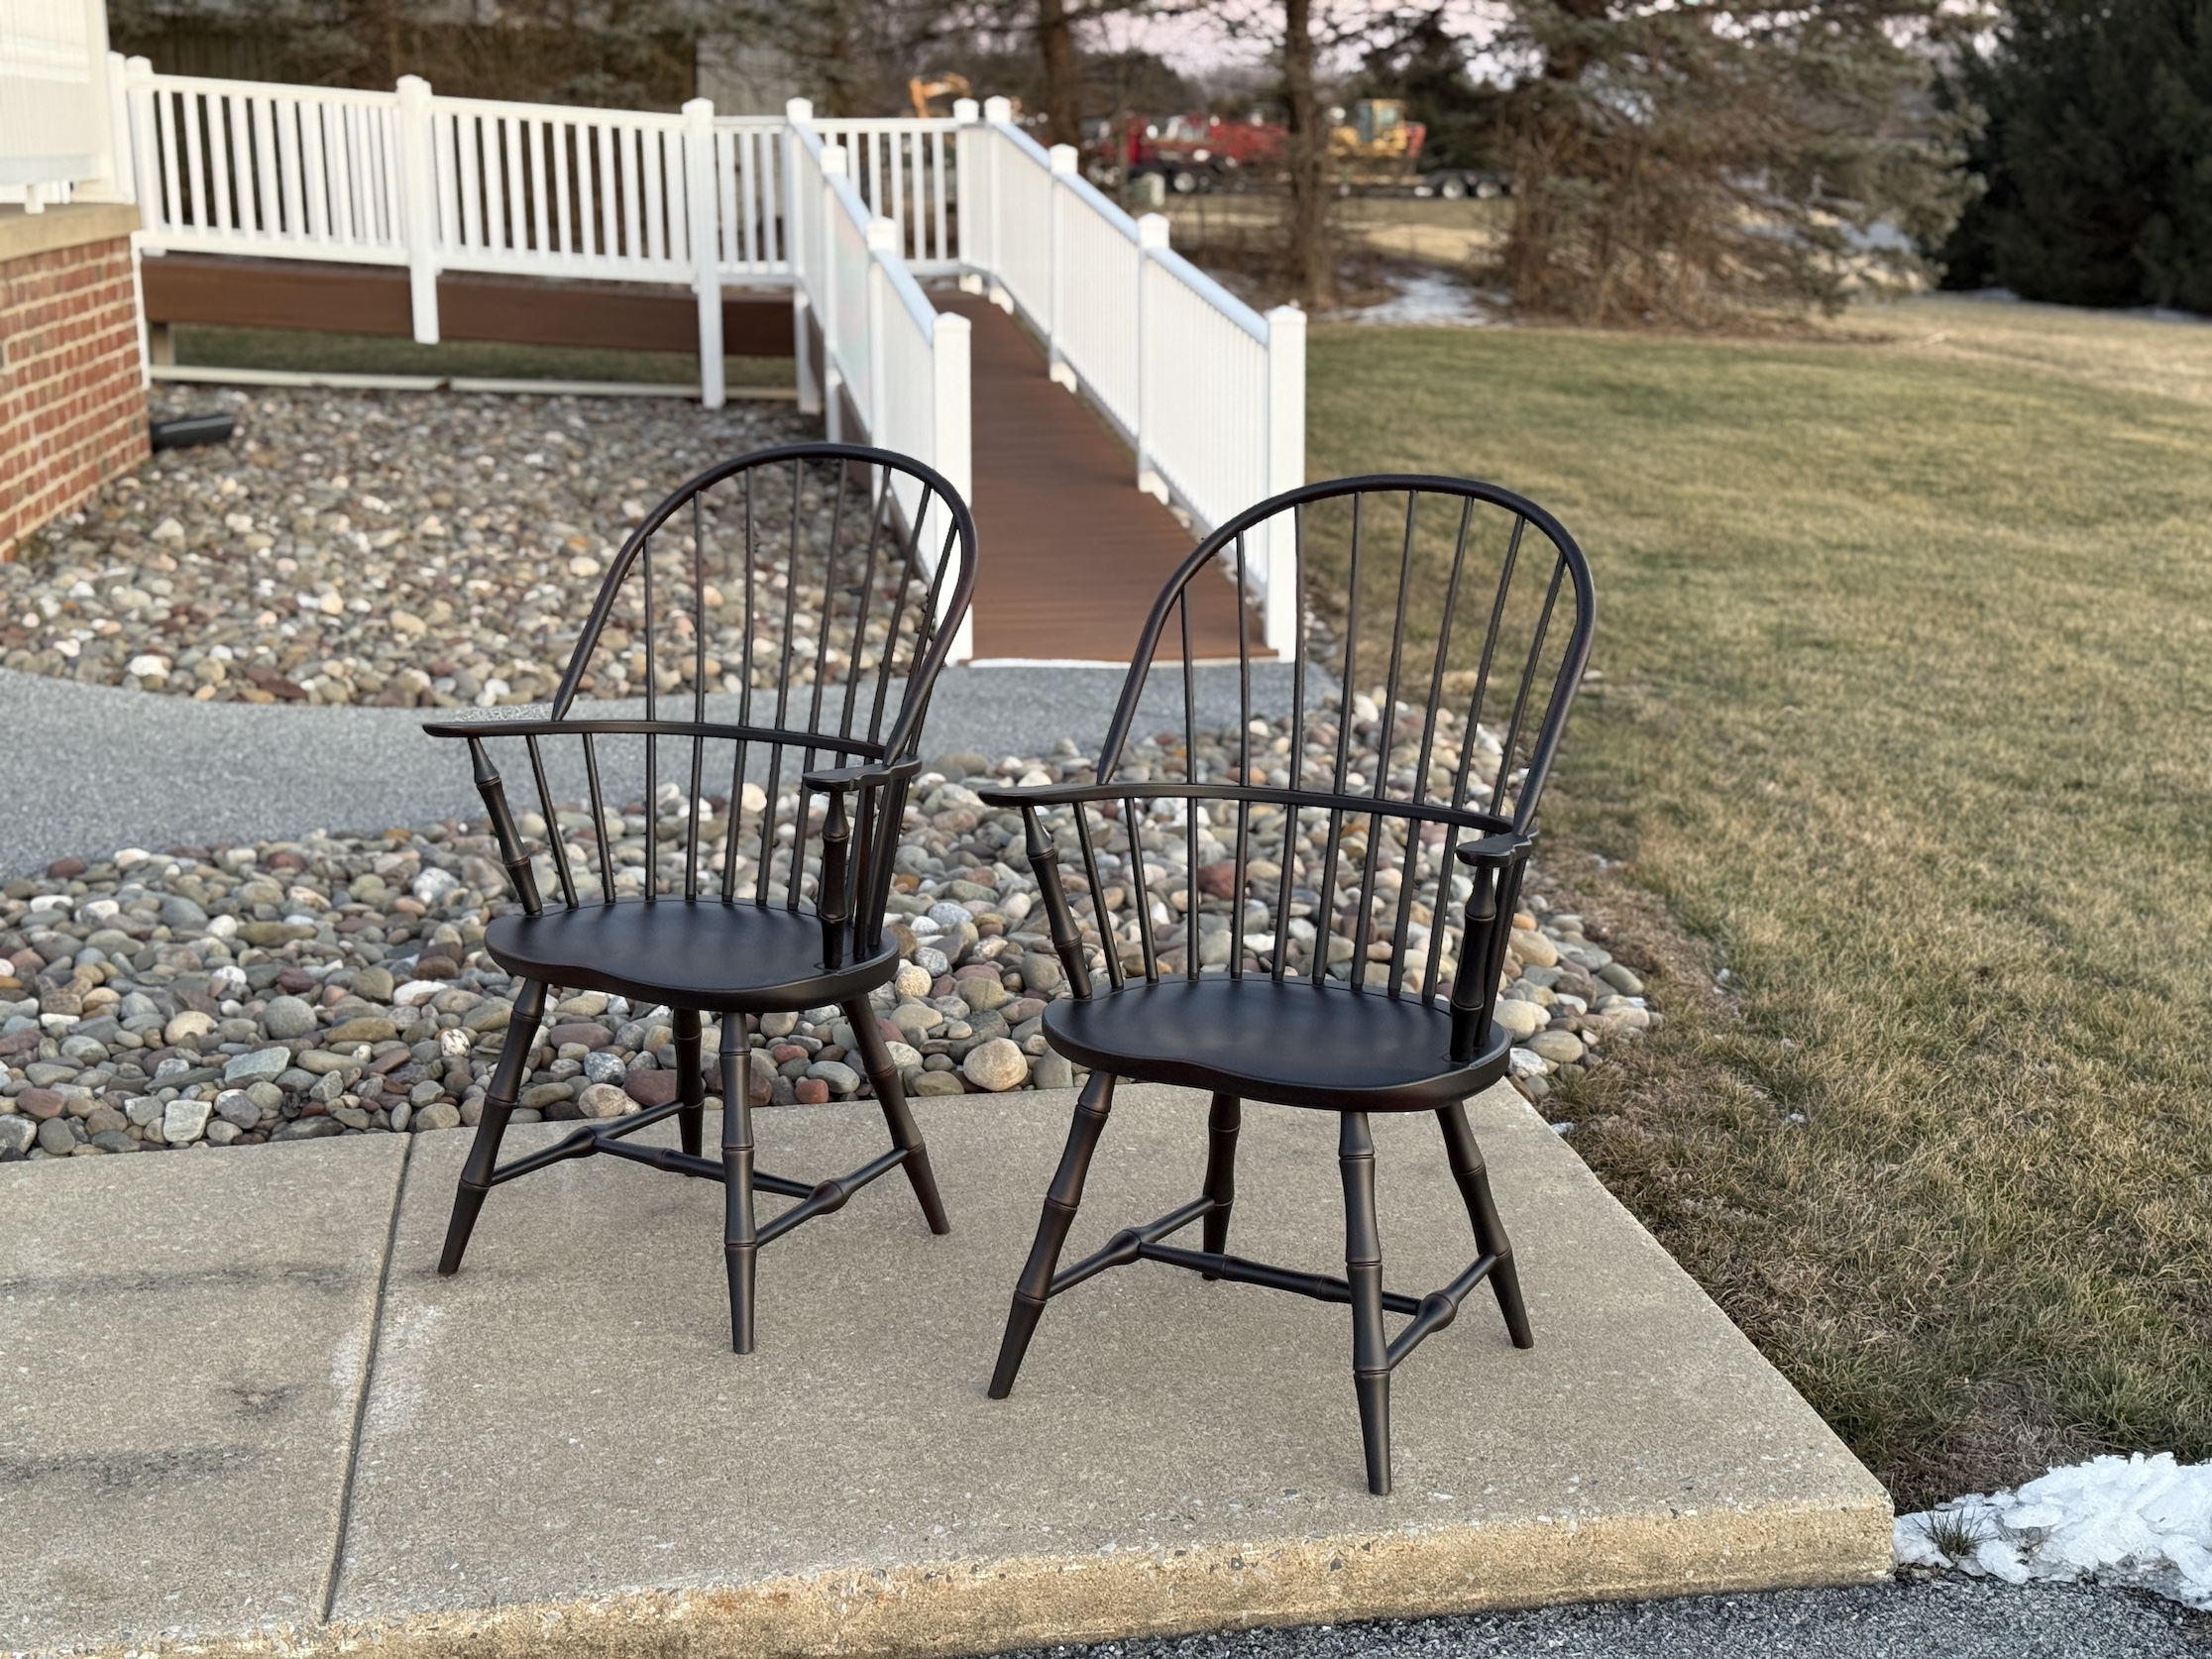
1 0 127 205
105 70 1302 656
787 108 973 661
960 105 1304 651
814 118 961 274
128 72 408 264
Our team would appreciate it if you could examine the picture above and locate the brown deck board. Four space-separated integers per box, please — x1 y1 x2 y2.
941 293 1264 664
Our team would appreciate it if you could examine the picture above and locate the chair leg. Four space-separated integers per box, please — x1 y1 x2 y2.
841 995 950 1235
1437 1101 1534 1350
438 979 548 1276
1200 1093 1241 1267
674 1008 705 1160
988 1070 1118 1399
719 1017 757 1354
1340 1110 1392 1496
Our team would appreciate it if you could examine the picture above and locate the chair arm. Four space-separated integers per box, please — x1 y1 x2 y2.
802 756 923 793
1454 830 1534 869
971 780 1094 809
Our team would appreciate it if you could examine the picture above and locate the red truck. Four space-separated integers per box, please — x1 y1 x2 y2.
1088 101 1496 198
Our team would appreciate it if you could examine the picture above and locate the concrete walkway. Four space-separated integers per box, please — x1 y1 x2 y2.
0 662 1302 878
0 1081 1889 1658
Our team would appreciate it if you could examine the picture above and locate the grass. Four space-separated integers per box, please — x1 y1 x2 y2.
1306 298 2212 1509
171 324 796 388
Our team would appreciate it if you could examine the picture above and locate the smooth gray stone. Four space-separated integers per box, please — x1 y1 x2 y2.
260 996 318 1040
223 1048 290 1084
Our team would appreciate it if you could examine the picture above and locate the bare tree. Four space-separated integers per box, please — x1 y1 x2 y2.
1281 0 1334 308
1037 0 1085 144
1201 0 1401 311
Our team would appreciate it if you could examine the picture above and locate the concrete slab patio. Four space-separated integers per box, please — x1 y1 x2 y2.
0 1136 407 1651
0 1083 1891 1658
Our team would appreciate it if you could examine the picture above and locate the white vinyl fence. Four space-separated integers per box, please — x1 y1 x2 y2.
958 103 1304 651
102 70 1303 656
786 107 972 661
0 0 128 205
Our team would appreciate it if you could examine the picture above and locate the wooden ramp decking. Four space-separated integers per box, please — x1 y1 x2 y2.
940 292 1262 665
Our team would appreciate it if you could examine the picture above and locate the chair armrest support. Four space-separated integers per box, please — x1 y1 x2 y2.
1449 830 1535 1063
802 758 921 970
1020 807 1093 999
465 736 543 918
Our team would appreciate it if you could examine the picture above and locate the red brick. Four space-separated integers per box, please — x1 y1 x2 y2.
0 235 147 560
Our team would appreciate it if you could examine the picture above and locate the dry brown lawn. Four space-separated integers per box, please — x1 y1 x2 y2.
1308 306 2212 1508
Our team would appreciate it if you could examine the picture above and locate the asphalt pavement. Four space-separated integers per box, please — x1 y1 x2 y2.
1013 1578 2206 1659
0 661 1299 877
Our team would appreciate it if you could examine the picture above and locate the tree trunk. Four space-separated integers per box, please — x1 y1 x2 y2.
1038 0 1083 150
1502 0 1608 311
1282 0 1333 310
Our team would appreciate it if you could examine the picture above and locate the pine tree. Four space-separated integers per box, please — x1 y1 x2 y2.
1495 0 1967 324
1942 0 2212 311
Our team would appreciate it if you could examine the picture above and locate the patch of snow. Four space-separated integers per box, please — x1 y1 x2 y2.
1895 1452 2212 1610
1352 270 1500 328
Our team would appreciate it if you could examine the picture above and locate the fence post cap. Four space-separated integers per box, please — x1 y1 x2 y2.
1136 212 1169 250
983 96 1013 123
395 73 431 98
866 217 900 252
682 96 715 122
822 144 847 175
785 97 814 125
1265 302 1308 339
952 98 980 123
1049 143 1078 175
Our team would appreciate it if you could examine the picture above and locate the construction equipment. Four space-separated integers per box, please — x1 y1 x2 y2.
1090 101 1464 197
908 73 972 120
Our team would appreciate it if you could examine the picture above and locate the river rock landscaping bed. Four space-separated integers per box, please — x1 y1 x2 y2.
0 385 810 707
0 711 1653 1160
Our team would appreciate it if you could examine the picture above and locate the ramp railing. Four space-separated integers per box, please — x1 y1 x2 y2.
787 108 973 661
107 71 1301 656
958 101 1304 652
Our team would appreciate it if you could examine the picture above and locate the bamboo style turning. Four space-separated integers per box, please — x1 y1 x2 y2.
426 442 977 1351
979 474 1594 1493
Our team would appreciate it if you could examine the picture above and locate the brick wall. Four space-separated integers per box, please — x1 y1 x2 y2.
1 217 150 563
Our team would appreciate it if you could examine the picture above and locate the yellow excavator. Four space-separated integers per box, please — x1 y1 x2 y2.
908 73 972 119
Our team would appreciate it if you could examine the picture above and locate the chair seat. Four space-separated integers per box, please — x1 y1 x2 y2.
484 899 898 1013
1043 977 1511 1112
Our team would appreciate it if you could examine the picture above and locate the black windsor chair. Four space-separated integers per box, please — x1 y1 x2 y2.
425 442 978 1353
977 475 1595 1494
